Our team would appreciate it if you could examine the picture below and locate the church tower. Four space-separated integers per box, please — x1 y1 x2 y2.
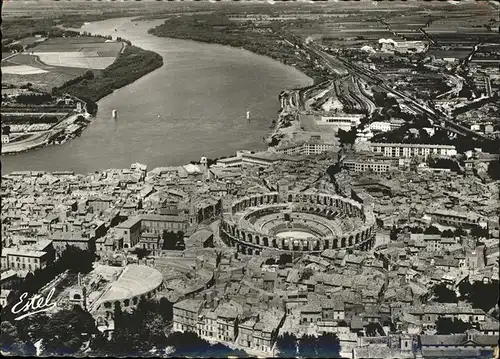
200 156 208 173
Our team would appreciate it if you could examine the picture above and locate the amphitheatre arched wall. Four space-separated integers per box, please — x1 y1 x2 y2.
221 192 376 255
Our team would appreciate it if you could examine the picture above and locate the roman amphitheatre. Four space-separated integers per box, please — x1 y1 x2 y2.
220 190 376 255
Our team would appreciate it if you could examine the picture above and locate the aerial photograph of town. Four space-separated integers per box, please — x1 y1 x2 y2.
1 0 499 357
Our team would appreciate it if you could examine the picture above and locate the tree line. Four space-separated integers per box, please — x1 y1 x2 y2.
276 332 341 358
51 46 163 115
432 280 500 316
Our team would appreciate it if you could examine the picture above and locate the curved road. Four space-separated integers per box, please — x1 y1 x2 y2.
2 112 82 154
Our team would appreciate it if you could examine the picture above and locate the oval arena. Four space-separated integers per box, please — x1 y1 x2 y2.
220 192 376 255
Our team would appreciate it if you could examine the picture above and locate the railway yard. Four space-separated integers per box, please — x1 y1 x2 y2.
267 1 499 152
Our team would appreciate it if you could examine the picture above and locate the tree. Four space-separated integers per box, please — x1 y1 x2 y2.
383 320 397 333
337 127 357 147
428 157 461 173
277 253 293 266
298 334 317 358
436 317 473 334
315 332 341 358
433 283 458 303
175 231 186 250
424 226 441 235
113 301 123 328
463 281 499 313
458 280 473 300
142 313 168 348
110 305 143 356
165 331 211 357
17 314 48 343
208 343 248 357
162 230 185 250
390 225 398 241
408 227 424 234
487 159 500 180
0 321 19 352
442 229 455 238
131 247 151 259
16 93 53 105
365 322 383 336
58 246 95 274
41 305 98 355
470 226 488 240
164 332 247 357
109 313 142 356
108 298 172 355
455 227 466 237
300 268 314 281
373 91 388 107
0 321 36 356
89 332 114 356
276 333 297 357
159 297 174 322
265 258 276 265
297 333 341 358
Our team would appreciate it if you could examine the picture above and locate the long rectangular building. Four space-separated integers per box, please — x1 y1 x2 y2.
368 142 457 158
317 114 363 133
275 140 337 156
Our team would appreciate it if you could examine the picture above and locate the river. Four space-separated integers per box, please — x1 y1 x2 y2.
1 18 312 174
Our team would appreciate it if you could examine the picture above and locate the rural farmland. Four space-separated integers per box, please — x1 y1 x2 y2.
1 36 124 91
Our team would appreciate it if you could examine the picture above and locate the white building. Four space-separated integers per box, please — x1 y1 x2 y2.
368 121 392 132
317 114 363 133
344 159 393 173
368 142 457 159
275 138 337 156
368 120 403 133
379 39 426 54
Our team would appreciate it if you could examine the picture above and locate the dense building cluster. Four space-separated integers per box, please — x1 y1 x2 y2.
1 2 500 358
1 140 499 356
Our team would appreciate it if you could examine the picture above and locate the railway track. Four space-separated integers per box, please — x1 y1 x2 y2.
287 32 493 142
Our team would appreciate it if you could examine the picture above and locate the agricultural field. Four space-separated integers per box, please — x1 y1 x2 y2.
289 19 396 48
426 48 473 60
1 52 14 60
1 37 123 91
11 36 47 48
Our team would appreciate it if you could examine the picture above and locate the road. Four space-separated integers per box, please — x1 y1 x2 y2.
2 112 70 116
1 51 21 63
1 112 82 154
1 132 51 154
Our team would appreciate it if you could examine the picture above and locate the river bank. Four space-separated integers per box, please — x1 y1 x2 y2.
148 14 328 85
1 38 163 156
1 111 93 155
2 18 312 174
147 14 326 149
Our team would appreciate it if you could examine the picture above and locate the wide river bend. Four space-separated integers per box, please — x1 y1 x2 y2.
1 18 312 174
